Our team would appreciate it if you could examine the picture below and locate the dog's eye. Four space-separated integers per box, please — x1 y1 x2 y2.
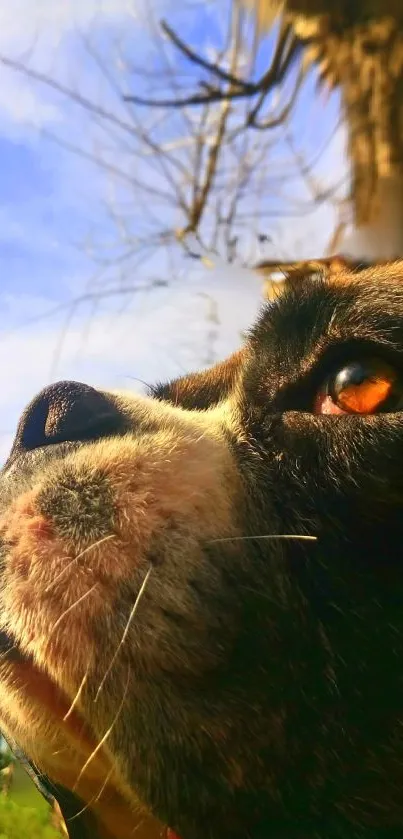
315 358 403 415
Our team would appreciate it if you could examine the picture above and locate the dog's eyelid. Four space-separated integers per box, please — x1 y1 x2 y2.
308 337 403 386
266 340 403 416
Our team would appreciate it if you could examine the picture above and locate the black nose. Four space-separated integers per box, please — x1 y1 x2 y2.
8 380 126 458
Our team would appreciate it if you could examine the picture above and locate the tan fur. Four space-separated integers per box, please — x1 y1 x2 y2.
5 264 402 835
0 391 244 838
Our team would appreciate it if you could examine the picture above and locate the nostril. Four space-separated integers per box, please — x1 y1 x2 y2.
9 380 126 457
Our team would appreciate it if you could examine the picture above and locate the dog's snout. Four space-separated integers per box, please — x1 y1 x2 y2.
9 380 126 456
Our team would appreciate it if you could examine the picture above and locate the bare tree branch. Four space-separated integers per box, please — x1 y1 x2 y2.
159 20 255 90
123 17 302 114
0 0 344 300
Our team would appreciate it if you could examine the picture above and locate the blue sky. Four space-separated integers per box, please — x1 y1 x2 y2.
0 0 346 462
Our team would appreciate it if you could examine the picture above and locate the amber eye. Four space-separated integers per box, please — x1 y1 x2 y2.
316 358 403 415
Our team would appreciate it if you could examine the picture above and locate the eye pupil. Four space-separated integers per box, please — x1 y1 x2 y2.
332 363 368 397
324 358 401 415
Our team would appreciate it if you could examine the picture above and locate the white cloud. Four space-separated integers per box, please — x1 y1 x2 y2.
0 1 137 52
0 76 62 131
0 0 149 131
0 66 63 134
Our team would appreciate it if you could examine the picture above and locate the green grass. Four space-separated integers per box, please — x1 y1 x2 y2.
0 761 64 838
7 763 49 811
0 796 62 839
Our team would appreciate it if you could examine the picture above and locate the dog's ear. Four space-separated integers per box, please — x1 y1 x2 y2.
154 349 246 410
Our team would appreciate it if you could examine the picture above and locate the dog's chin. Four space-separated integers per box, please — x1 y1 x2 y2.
3 639 95 745
0 641 168 839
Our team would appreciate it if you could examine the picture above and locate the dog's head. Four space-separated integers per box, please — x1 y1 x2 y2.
1 263 403 839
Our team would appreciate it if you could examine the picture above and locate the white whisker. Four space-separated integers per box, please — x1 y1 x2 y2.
68 764 114 823
51 585 98 633
63 671 88 722
94 765 114 803
208 534 317 545
73 668 130 792
0 644 16 661
95 564 153 702
44 535 116 594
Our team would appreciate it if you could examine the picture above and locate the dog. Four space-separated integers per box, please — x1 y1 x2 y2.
1 261 403 839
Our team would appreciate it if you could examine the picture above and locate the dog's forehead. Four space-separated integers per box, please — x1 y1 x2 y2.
253 264 403 355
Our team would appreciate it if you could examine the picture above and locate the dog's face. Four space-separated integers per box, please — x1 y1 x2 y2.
1 264 403 839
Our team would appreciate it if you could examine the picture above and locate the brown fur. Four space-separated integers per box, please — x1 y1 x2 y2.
3 262 403 837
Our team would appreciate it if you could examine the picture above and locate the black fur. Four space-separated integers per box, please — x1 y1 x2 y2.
3 266 403 839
